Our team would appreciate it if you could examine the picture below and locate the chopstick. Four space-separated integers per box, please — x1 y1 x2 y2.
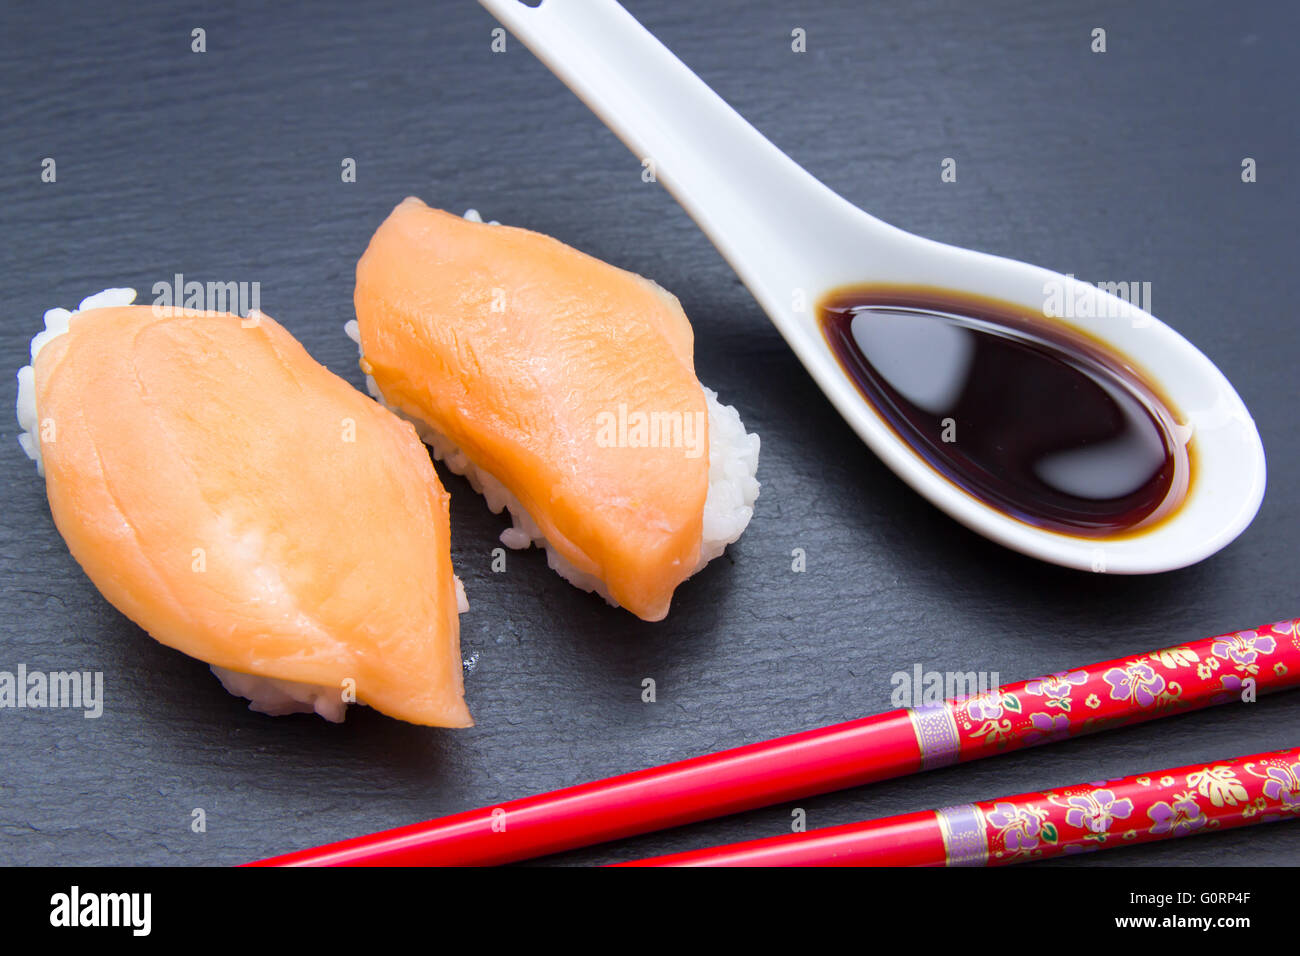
247 618 1299 866
617 745 1300 865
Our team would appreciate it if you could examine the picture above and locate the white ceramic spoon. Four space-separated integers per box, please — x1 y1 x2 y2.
478 0 1266 573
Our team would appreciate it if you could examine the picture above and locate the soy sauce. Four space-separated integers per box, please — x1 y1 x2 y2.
819 286 1190 537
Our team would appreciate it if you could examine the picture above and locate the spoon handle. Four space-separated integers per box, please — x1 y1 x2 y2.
478 0 865 298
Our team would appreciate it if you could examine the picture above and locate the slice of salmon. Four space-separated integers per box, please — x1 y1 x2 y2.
29 301 471 727
355 198 710 622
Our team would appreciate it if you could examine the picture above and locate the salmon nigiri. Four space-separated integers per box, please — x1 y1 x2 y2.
351 199 759 622
16 289 471 727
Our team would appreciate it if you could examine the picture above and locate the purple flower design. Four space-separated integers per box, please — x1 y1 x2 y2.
1261 764 1300 809
965 691 1003 722
986 802 1043 852
1211 674 1245 706
1103 661 1166 707
1024 670 1088 698
1064 789 1134 834
1024 712 1071 744
1147 795 1205 836
1212 630 1277 668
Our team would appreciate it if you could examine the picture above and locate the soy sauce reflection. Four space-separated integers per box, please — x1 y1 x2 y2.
818 286 1190 537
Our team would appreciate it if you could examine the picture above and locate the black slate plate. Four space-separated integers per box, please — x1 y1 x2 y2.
1 0 1296 866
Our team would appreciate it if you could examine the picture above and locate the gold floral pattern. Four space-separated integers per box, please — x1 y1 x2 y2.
973 748 1300 864
1187 766 1250 807
941 621 1298 762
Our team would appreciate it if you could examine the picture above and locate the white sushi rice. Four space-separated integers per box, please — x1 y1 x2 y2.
345 212 761 611
17 289 470 724
210 668 353 722
17 287 139 476
210 579 469 723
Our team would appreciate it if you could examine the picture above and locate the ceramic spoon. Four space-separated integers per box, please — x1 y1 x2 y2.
477 0 1266 573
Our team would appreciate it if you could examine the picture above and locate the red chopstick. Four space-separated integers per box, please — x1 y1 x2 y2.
248 618 1300 866
618 745 1300 865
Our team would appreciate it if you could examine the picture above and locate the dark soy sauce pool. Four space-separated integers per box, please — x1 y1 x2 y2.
819 286 1191 537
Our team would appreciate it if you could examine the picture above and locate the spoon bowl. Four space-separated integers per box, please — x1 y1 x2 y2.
479 0 1266 572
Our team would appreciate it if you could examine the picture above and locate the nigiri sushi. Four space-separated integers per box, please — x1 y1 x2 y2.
350 199 759 622
16 289 471 727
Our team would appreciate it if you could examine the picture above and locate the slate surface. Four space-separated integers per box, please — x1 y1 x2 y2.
1 0 1296 866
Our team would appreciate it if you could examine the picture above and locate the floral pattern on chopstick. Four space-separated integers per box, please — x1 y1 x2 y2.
969 748 1300 865
947 621 1300 762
